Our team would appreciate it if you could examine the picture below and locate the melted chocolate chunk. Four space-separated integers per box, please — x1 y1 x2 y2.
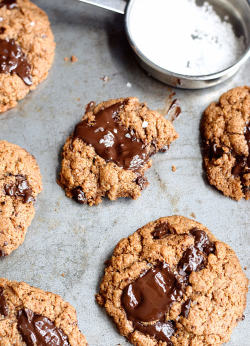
71 186 87 204
4 175 34 203
168 98 181 122
74 102 148 171
178 228 215 280
122 263 182 323
190 228 215 255
232 126 250 176
205 141 224 160
0 26 5 34
0 287 8 316
232 157 247 176
231 125 250 194
152 222 173 239
178 247 206 275
0 38 32 85
134 320 175 345
121 229 215 342
181 299 191 318
135 175 148 190
17 308 69 346
0 0 17 9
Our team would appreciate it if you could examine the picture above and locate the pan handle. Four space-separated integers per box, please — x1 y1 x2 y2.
77 0 127 14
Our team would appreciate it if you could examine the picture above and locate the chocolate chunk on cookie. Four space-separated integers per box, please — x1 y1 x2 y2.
97 216 248 346
0 0 55 113
58 97 178 206
0 278 87 345
0 0 18 10
0 140 42 256
201 86 250 200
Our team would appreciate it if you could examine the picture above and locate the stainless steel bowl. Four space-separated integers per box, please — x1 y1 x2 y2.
125 0 250 89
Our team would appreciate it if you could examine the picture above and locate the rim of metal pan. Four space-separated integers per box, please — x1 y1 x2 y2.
124 0 250 89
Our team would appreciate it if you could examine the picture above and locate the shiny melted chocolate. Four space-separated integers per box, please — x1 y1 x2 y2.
178 228 215 278
4 175 34 203
178 247 206 274
17 308 69 346
122 263 182 322
122 228 215 343
190 228 215 255
134 320 175 345
168 97 181 122
74 102 148 170
121 263 182 344
0 287 8 316
205 141 224 160
151 222 173 239
0 0 17 9
0 38 32 85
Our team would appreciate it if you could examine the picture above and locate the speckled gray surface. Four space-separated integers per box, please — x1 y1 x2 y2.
0 1 249 345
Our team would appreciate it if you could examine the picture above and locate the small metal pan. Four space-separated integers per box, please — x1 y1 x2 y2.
79 0 250 89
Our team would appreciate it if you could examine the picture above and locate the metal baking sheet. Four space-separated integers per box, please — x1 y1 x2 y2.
0 1 249 345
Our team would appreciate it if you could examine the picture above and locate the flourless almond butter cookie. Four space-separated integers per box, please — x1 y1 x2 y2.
0 140 42 256
201 86 250 200
0 278 87 345
97 216 248 346
0 0 55 113
58 97 178 206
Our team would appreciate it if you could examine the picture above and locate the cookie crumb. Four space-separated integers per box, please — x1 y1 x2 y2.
101 75 109 82
71 55 78 63
64 57 69 62
244 266 247 270
61 273 65 277
190 212 196 219
171 165 176 172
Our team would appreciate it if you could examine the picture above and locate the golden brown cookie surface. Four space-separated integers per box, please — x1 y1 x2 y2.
97 216 248 346
58 97 178 206
201 86 250 200
0 140 42 256
0 278 87 345
0 0 55 113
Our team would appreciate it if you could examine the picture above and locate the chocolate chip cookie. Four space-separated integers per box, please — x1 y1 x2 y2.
0 0 55 113
0 140 42 256
96 216 248 346
58 97 178 206
0 278 87 345
201 86 250 200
